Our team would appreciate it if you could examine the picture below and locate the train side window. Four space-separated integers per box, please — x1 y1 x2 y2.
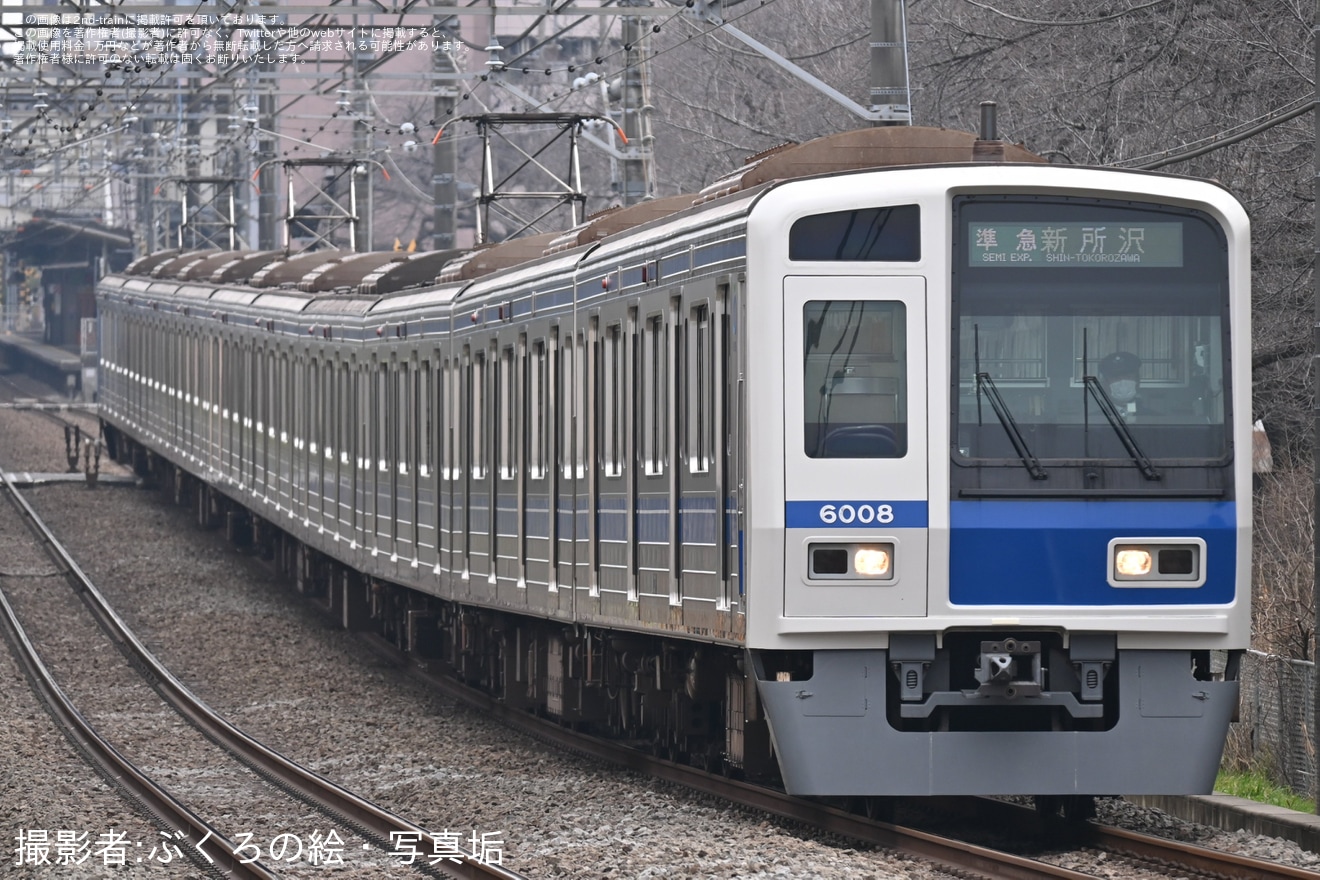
789 204 920 261
803 300 908 459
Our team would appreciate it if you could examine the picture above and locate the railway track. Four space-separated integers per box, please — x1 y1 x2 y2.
0 469 527 880
0 370 104 477
366 634 1320 880
1 389 1312 879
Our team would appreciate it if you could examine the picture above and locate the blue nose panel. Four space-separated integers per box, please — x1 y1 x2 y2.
949 500 1236 606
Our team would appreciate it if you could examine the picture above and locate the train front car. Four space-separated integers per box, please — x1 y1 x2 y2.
744 162 1250 799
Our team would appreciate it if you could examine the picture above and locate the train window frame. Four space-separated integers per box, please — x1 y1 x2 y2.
789 204 921 262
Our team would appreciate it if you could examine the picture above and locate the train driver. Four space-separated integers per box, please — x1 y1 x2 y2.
1099 350 1144 419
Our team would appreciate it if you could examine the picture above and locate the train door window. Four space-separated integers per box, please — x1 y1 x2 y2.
559 340 574 479
399 360 411 476
343 358 353 467
441 358 455 480
528 339 547 479
602 323 623 477
687 303 713 473
499 344 516 480
471 349 486 479
307 358 318 454
277 352 286 443
449 356 462 480
576 329 589 479
377 362 389 472
266 349 276 438
802 301 908 458
257 348 266 434
420 358 432 477
641 314 667 476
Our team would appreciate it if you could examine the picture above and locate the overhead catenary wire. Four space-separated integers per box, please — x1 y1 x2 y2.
1114 98 1315 170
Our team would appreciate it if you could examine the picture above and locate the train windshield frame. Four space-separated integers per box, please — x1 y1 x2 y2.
950 194 1233 493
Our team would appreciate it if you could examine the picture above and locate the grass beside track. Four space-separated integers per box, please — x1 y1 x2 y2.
1216 769 1315 813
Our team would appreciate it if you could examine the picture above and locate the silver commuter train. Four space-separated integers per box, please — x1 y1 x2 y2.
97 126 1251 802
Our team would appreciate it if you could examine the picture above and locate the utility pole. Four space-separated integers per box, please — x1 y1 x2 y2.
870 0 911 124
351 61 373 252
1311 0 1319 817
433 15 460 250
619 0 655 204
257 79 278 248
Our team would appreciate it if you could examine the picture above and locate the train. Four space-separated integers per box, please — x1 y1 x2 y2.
95 123 1251 812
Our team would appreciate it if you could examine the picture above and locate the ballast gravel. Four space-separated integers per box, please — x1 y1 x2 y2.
2 394 1318 879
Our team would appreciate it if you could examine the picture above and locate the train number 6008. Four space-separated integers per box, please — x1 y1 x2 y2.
818 503 894 525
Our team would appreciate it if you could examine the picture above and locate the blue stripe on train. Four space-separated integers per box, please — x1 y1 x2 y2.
949 500 1237 605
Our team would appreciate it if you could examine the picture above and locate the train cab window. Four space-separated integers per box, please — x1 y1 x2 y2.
790 204 920 261
952 196 1231 467
803 301 907 459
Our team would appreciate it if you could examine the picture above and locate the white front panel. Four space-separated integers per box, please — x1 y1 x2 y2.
782 275 928 617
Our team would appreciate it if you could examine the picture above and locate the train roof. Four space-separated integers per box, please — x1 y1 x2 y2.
112 126 1047 299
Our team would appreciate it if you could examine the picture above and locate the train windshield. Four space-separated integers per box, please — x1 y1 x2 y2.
951 196 1231 474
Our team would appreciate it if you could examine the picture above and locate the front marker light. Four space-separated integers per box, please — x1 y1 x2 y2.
1115 548 1153 577
854 547 891 577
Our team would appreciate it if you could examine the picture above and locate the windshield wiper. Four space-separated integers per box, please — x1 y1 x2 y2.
1083 376 1161 481
976 372 1047 480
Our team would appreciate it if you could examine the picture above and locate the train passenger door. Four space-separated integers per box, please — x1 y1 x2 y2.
675 288 727 631
782 276 928 618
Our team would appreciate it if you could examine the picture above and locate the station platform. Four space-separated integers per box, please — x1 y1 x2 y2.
1130 794 1320 852
0 332 89 397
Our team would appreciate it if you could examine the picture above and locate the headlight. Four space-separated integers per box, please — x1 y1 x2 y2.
809 542 896 580
1115 549 1152 576
854 547 891 576
1109 539 1205 587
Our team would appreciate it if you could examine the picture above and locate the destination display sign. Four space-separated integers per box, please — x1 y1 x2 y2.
968 222 1183 268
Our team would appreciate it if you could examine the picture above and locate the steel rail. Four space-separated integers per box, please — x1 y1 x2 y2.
2 471 526 880
368 634 1102 880
375 632 1320 880
1086 823 1320 880
929 795 1320 880
0 473 277 879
